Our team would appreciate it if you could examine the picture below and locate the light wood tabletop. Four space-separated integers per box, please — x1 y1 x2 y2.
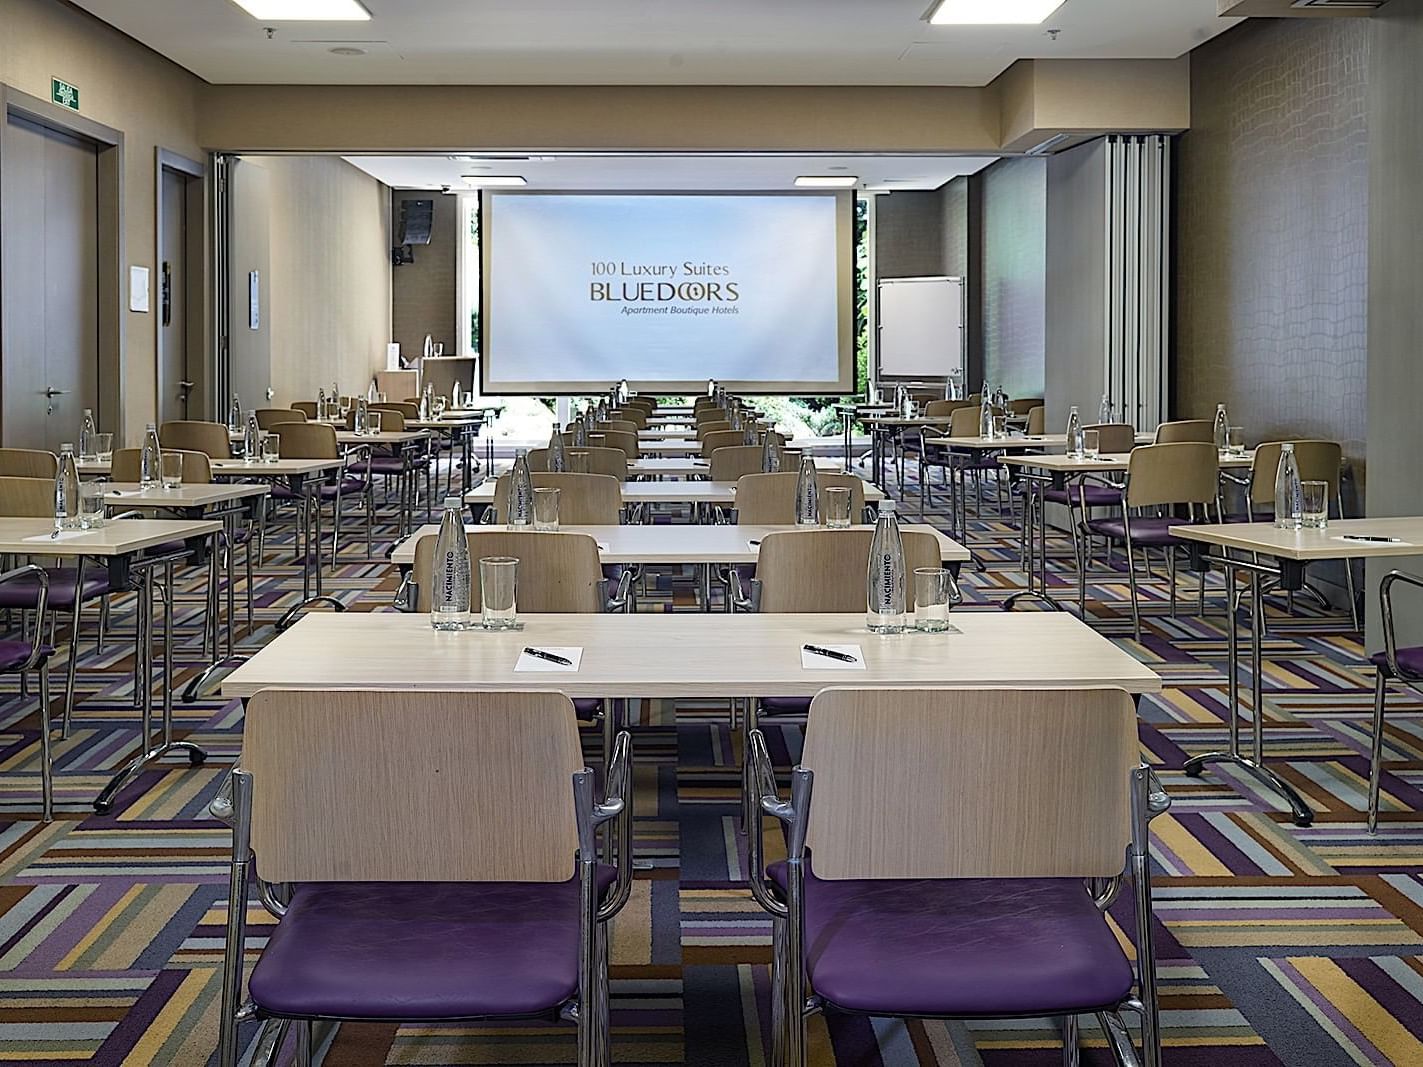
1000 450 1255 473
629 456 845 478
99 482 270 508
464 478 885 507
1171 518 1423 561
636 439 704 456
0 518 223 557
229 428 429 446
220 610 1162 700
389 522 970 566
211 457 345 477
931 432 1156 451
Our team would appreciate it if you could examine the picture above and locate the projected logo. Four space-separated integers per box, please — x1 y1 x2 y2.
589 261 741 316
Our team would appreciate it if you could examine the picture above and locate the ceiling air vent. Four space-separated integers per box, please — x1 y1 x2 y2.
1291 0 1387 9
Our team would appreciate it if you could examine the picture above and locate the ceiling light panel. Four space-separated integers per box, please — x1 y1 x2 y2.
229 0 371 21
928 0 1066 25
794 176 859 188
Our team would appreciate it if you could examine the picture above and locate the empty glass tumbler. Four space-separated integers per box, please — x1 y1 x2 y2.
1083 429 1100 460
160 452 184 490
568 450 592 474
1300 481 1329 529
914 567 962 633
823 486 853 529
533 487 561 531
479 557 520 630
262 435 281 463
79 482 106 529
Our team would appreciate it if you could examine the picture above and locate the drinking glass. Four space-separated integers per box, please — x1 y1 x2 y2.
160 451 184 490
433 397 448 418
1083 429 1100 460
375 392 388 403
569 450 592 474
1228 426 1246 457
262 434 281 463
533 487 561 531
93 433 114 462
992 415 1007 439
479 557 520 630
79 482 106 529
367 411 384 435
824 486 853 529
1300 481 1329 529
914 568 962 632
432 343 444 358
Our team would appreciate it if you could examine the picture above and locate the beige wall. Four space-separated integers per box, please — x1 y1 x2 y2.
245 156 392 406
0 0 203 443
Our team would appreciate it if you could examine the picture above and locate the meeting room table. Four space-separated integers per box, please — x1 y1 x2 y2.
389 522 969 610
628 456 844 479
0 516 223 813
1170 517 1423 827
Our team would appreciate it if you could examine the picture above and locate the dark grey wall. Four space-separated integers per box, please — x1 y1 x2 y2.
391 190 459 365
1176 17 1369 489
874 191 945 280
1045 139 1108 431
980 158 1046 399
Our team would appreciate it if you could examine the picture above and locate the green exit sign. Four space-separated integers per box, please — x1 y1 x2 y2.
51 78 80 111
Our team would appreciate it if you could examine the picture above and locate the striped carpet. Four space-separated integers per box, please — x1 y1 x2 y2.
0 468 1421 1066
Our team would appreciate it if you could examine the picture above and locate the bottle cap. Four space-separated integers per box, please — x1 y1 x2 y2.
880 500 896 515
60 442 74 452
443 497 463 510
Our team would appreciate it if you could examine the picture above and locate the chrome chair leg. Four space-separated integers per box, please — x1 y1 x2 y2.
1124 530 1142 642
1097 1011 1142 1067
1059 1014 1080 1067
38 668 53 822
1369 669 1388 834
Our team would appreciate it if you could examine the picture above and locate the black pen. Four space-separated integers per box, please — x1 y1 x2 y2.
523 647 573 666
803 644 857 663
1342 535 1403 544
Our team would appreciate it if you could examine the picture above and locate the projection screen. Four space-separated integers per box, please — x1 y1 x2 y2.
480 191 856 395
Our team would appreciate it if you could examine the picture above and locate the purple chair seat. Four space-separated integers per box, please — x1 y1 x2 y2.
268 483 301 501
1370 647 1423 680
769 860 1132 1018
318 478 369 500
1044 484 1121 508
0 640 52 673
359 457 406 477
1085 515 1185 547
248 870 615 1021
954 452 1000 472
0 568 110 610
761 696 812 715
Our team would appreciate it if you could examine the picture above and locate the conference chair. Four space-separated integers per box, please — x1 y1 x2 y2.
596 429 640 461
529 446 629 482
0 448 58 479
904 400 974 511
610 409 647 429
935 405 1006 520
273 422 374 563
0 565 55 821
709 445 782 482
347 407 431 522
700 429 746 460
747 687 1166 1067
371 401 419 420
732 472 868 525
412 530 630 614
160 420 234 459
696 407 730 425
695 420 733 440
255 408 305 431
596 419 638 435
1154 419 1213 444
1027 405 1045 435
0 477 112 739
1009 397 1044 416
1029 423 1137 593
1365 570 1423 832
734 528 942 614
289 401 319 419
1077 442 1221 639
211 688 633 1067
489 472 623 525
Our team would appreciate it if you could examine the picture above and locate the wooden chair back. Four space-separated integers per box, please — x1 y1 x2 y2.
492 471 622 524
696 421 733 440
1249 440 1343 505
1083 422 1137 455
709 445 778 482
0 476 54 517
700 429 746 459
159 421 234 459
0 449 58 479
412 530 605 613
290 402 319 419
948 406 982 437
273 422 341 460
696 407 729 424
256 408 305 430
243 689 584 883
610 409 647 429
734 472 866 525
1009 397 1043 416
924 400 974 419
532 446 629 481
597 419 638 435
754 528 941 612
799 688 1138 879
111 448 213 483
1125 443 1219 509
374 401 419 419
1153 419 1213 444
1026 406 1045 435
597 429 639 460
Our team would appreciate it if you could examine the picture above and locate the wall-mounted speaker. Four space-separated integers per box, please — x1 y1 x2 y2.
398 199 434 246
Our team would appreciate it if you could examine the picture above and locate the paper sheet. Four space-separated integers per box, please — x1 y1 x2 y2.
23 530 91 543
1332 536 1414 548
800 644 865 670
515 646 584 673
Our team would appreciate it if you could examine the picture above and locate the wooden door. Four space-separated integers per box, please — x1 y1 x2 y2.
158 166 190 423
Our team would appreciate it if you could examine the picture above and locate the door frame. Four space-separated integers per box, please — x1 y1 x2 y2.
0 84 125 443
155 148 207 422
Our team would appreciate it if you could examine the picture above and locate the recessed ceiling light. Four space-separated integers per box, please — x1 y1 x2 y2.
794 176 858 188
230 0 371 21
461 175 528 188
328 46 366 55
927 0 1066 25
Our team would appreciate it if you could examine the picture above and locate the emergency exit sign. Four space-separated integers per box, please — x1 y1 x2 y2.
51 78 80 111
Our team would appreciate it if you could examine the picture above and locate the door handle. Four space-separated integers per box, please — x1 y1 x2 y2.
43 388 70 398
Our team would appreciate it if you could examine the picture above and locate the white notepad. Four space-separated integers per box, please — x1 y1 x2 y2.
23 530 91 543
800 644 865 670
515 647 584 673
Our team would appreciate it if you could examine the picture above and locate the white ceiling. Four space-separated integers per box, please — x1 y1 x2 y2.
340 153 1000 193
73 0 1237 87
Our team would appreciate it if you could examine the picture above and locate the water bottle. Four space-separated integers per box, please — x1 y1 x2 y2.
54 444 80 531
707 378 716 397
354 397 369 435
430 497 472 631
228 394 242 433
901 388 914 419
596 398 609 422
509 449 534 526
996 385 1008 411
243 411 262 460
979 390 993 438
317 386 327 411
452 380 463 409
1099 394 1114 424
619 379 630 403
419 390 431 421
78 409 96 459
795 453 819 526
548 424 568 472
1274 443 1303 530
573 420 588 448
1066 406 1084 458
866 500 906 634
367 380 378 403
1213 403 1230 452
760 431 781 472
140 423 162 488
729 406 742 432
